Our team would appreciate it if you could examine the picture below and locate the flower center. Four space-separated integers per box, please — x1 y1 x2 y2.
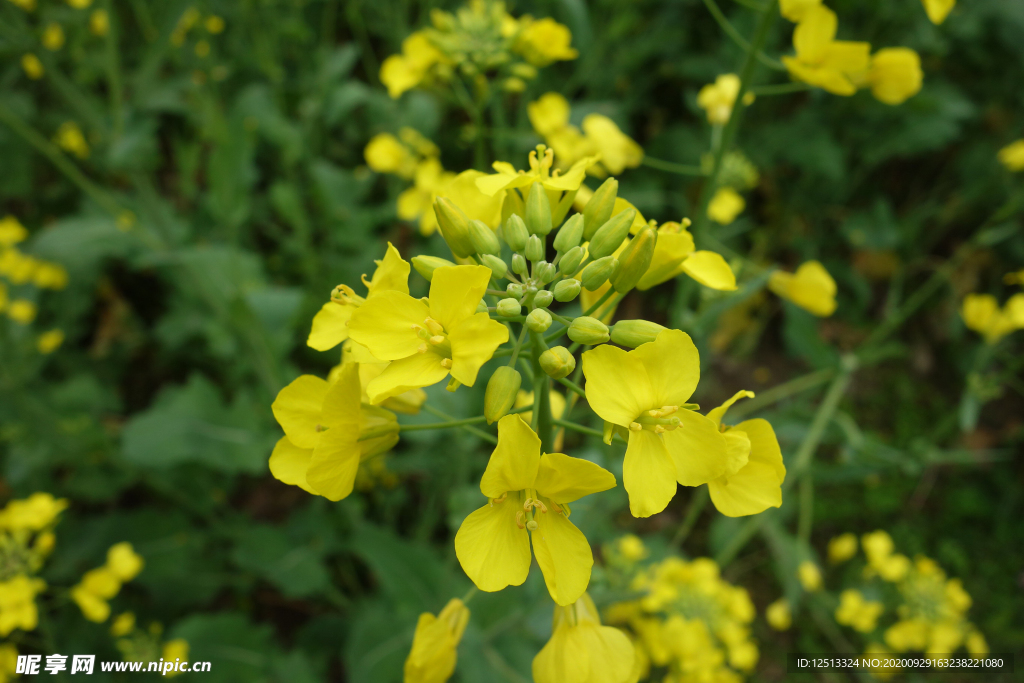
629 406 682 434
411 316 453 366
492 489 569 531
330 284 365 306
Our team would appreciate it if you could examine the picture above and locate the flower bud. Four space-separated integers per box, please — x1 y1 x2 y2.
553 213 585 253
558 246 584 276
506 283 524 299
496 298 522 317
610 320 667 348
580 256 620 291
469 219 501 256
553 279 581 302
433 197 475 258
512 253 528 276
412 255 456 282
611 226 658 293
485 366 522 424
588 208 636 259
501 189 525 228
481 254 508 280
525 234 545 262
583 178 618 240
539 346 576 379
533 290 554 308
526 308 552 332
568 316 610 345
535 261 557 284
504 214 529 252
525 182 553 235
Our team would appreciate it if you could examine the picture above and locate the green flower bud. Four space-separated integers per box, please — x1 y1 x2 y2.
558 246 584 276
583 178 618 240
525 234 545 262
496 298 522 317
611 225 658 293
533 290 554 308
554 279 582 302
580 256 620 291
484 366 522 424
469 219 501 256
568 316 610 345
512 253 528 276
610 320 668 348
481 254 508 280
588 208 636 259
525 182 553 235
501 189 525 228
506 283 524 299
539 346 576 379
433 197 475 258
504 214 529 252
553 213 585 253
412 255 456 282
526 308 552 332
536 261 557 284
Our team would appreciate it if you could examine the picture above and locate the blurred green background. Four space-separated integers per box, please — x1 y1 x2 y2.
1 0 1022 680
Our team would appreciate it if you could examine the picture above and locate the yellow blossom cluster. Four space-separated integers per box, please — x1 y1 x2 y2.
171 7 224 48
110 611 190 678
697 74 756 127
70 543 145 623
998 139 1024 172
961 290 1024 344
0 493 67 637
0 215 69 351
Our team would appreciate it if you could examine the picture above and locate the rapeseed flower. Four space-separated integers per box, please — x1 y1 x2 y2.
866 48 923 105
768 260 837 316
42 23 65 50
37 329 65 354
90 9 109 36
454 415 616 605
782 6 870 96
635 220 736 292
55 121 90 159
380 32 447 98
779 0 821 22
828 532 858 563
835 589 884 632
162 639 189 678
0 575 46 635
921 0 955 24
70 543 144 623
707 187 745 225
336 341 427 415
798 560 823 591
697 74 754 125
516 17 578 66
404 598 469 683
861 530 911 582
0 493 67 531
766 598 791 630
476 145 597 201
532 593 635 683
998 140 1024 172
582 330 729 517
21 54 44 79
960 293 1022 343
528 96 643 177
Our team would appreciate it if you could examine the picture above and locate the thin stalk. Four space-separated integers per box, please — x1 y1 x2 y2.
798 474 814 544
749 81 811 96
701 0 786 72
552 419 603 439
726 368 835 420
582 290 615 317
508 324 528 366
556 377 586 398
103 0 125 137
399 415 491 431
670 487 709 548
530 332 554 452
422 405 498 444
642 157 707 176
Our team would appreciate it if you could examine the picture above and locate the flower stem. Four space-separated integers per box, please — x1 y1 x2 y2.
422 404 498 445
670 487 709 548
508 324 528 366
642 156 707 176
701 0 786 72
556 376 586 398
530 332 554 452
552 419 603 439
582 290 615 317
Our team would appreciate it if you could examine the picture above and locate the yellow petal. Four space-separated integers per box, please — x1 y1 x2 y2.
545 155 599 192
793 6 837 61
722 429 752 477
306 364 362 501
662 410 731 486
921 0 955 25
307 302 353 352
441 170 505 228
529 92 571 137
769 260 837 316
707 389 756 427
269 437 317 495
448 312 509 387
348 291 430 360
707 188 745 225
454 499 532 592
708 418 784 517
581 344 649 426
365 351 450 405
576 624 637 683
271 375 329 449
533 624 590 683
532 507 593 606
367 242 411 296
822 41 871 77
623 430 678 518
737 418 786 483
534 452 617 503
636 231 695 291
681 251 737 290
480 415 542 498
428 265 492 332
632 329 701 408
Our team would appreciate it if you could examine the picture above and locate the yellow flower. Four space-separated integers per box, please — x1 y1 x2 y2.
205 15 225 34
768 260 837 316
477 145 597 200
89 9 109 36
862 530 894 564
162 639 189 678
581 114 644 176
380 32 446 98
582 330 729 517
998 139 1024 172
454 415 616 605
42 23 65 50
705 390 785 517
798 561 822 591
365 133 418 178
884 618 929 651
403 598 469 683
516 17 578 67
921 0 955 24
397 159 455 232
0 493 68 530
960 293 1015 343
336 341 428 415
21 53 44 79
515 389 566 450
766 599 791 630
270 363 398 500
636 221 736 291
612 534 648 563
0 643 17 683
36 329 65 354
349 265 508 403
307 243 410 352
67 0 92 7
419 169 503 236
533 593 635 683
107 542 144 581
828 533 858 564
8 0 36 11
0 575 46 636
0 216 28 246
779 0 821 22
835 589 884 632
707 187 745 225
55 121 90 159
33 262 68 289
110 611 136 636
782 6 871 96
965 631 988 657
528 93 571 137
867 48 922 105
697 74 754 125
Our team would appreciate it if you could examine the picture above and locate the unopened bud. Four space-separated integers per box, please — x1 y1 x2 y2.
525 234 544 262
588 208 636 259
469 219 501 256
553 213 585 253
481 254 508 280
611 320 668 348
533 290 554 308
501 189 525 228
433 197 475 258
525 182 552 235
583 178 618 240
559 246 584 276
568 316 610 345
540 346 576 379
580 256 620 291
506 283 524 299
611 226 658 293
484 366 522 424
504 214 529 252
512 253 528 276
412 255 456 282
536 261 557 284
497 298 522 317
526 309 552 332
554 279 581 302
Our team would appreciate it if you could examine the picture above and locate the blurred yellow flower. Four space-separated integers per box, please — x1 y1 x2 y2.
527 94 643 177
89 9 109 36
380 32 446 99
205 15 225 34
7 300 37 324
67 0 92 7
768 260 837 317
828 532 858 563
42 23 65 51
636 220 737 292
582 114 644 176
404 598 468 683
533 593 635 683
779 0 821 22
0 493 68 531
835 589 884 632
921 0 955 24
33 262 68 290
960 293 1019 343
107 542 144 581
36 329 64 354
766 598 791 630
798 560 823 591
782 6 870 96
997 139 1024 172
0 216 28 246
0 643 17 683
365 133 417 178
707 187 745 224
195 40 210 57
21 53 44 79
110 611 136 636
516 17 578 67
697 74 754 125
162 639 189 677
867 48 922 105
8 0 36 11
0 575 46 636
55 121 90 159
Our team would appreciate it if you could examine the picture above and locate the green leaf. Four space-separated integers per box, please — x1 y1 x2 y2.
231 524 331 598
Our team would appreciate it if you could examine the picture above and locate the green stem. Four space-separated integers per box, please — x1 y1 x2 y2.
642 157 707 176
530 332 553 451
726 368 835 421
400 415 490 431
583 290 615 317
103 0 125 137
422 405 498 445
749 81 811 96
461 586 479 604
798 474 814 544
556 376 586 398
670 487 709 548
508 324 528 366
552 419 603 439
701 0 786 72
785 359 854 487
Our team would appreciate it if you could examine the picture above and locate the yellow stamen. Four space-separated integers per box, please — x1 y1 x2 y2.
429 335 445 345
629 422 642 431
440 358 453 368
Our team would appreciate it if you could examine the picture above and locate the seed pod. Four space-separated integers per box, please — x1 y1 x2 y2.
580 256 619 291
506 283 524 299
496 298 522 317
525 182 553 235
481 254 508 280
568 316 610 345
525 234 545 262
526 309 552 333
553 279 581 302
610 320 668 348
540 346 576 379
512 253 529 276
484 366 522 424
533 290 554 309
611 226 658 293
553 213 585 253
504 214 529 252
501 189 525 228
558 246 584 276
588 208 636 259
433 197 475 258
583 178 618 240
469 219 501 256
535 261 557 284
412 255 456 282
